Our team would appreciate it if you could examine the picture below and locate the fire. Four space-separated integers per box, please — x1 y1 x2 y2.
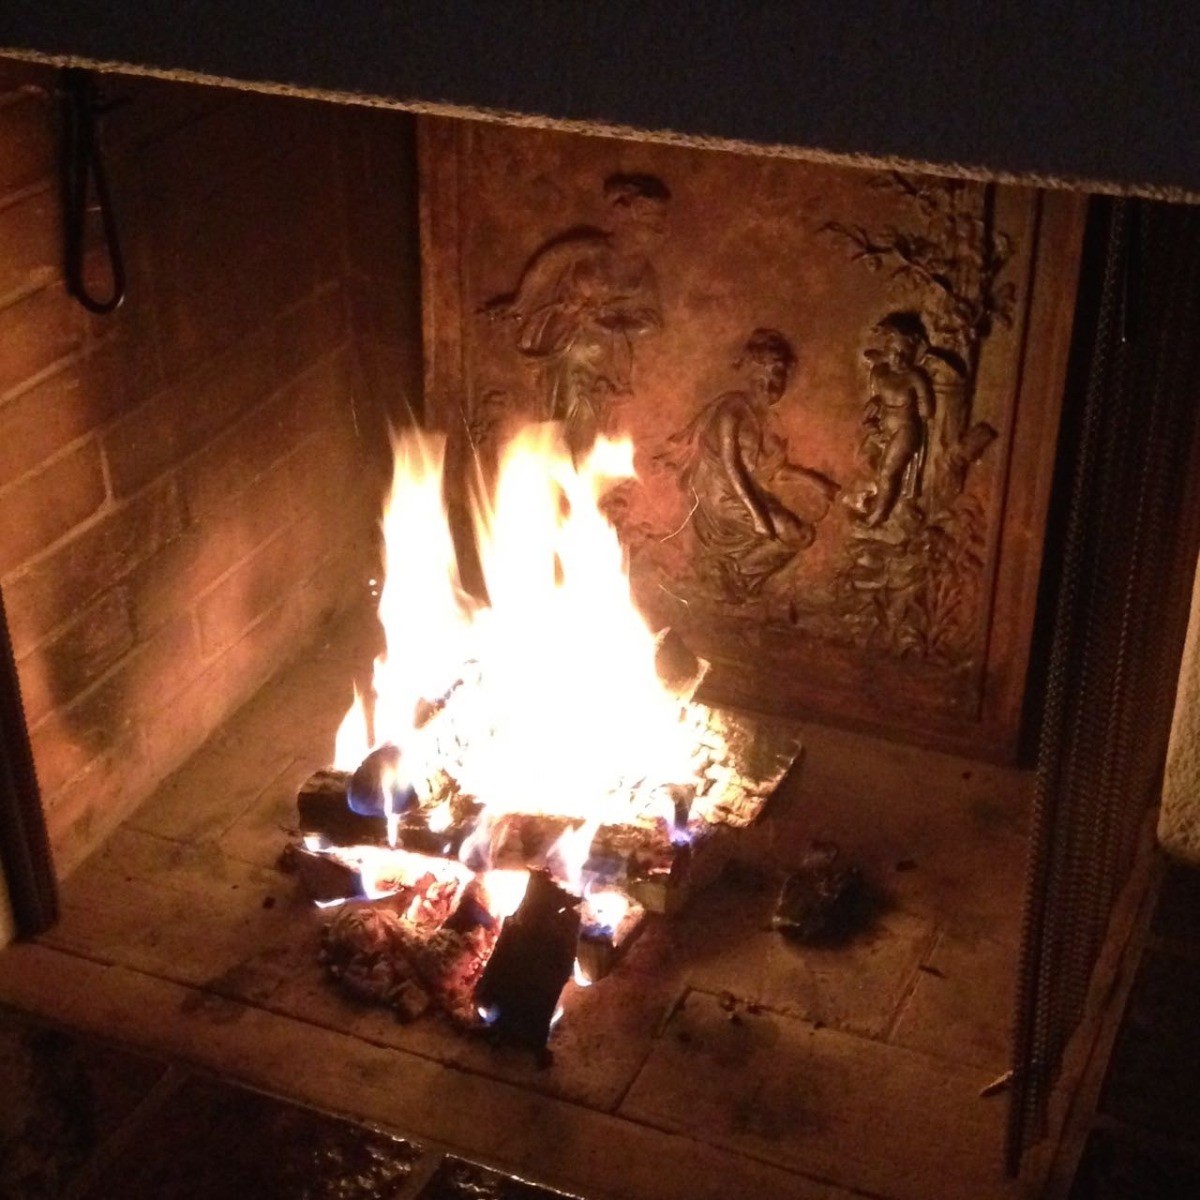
332 684 372 771
478 869 530 920
334 421 695 861
306 418 800 1043
314 418 716 1041
366 429 476 757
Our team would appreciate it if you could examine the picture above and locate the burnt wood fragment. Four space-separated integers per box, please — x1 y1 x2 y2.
284 844 366 904
773 841 864 942
474 870 581 1047
298 770 387 845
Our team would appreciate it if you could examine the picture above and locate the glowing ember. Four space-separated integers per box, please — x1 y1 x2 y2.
356 845 469 893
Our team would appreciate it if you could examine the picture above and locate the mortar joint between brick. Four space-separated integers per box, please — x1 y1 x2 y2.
0 172 53 214
0 346 82 408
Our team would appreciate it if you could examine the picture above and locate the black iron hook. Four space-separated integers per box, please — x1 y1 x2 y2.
58 68 127 315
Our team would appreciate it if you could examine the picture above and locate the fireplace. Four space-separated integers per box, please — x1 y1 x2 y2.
1 32 1199 1200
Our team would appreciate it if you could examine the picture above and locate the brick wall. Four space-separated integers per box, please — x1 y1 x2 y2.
0 61 421 877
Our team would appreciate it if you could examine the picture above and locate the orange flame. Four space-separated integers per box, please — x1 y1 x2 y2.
332 684 371 771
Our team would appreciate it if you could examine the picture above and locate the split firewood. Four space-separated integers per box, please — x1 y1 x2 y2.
291 841 472 912
482 812 579 871
474 870 581 1047
297 767 477 851
283 843 367 904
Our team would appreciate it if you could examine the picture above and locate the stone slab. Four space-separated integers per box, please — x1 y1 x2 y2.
620 988 1019 1200
889 928 1019 1072
643 864 935 1039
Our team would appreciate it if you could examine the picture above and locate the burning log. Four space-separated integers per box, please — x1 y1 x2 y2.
474 870 581 1047
297 768 478 853
586 821 676 875
482 812 578 871
586 820 739 915
288 840 472 912
298 769 387 845
283 843 368 905
347 744 414 817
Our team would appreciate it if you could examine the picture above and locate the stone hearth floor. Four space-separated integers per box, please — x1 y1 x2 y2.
2 859 1195 1199
0 612 1040 1200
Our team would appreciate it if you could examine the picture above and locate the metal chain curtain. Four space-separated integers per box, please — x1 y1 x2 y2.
1008 196 1200 1172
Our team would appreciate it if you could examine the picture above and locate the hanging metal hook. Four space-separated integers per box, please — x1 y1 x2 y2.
58 68 127 315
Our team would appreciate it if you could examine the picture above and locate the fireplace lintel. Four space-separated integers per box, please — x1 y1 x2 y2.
1 3 1199 201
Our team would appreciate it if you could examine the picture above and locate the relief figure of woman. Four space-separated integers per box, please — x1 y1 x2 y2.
484 174 668 458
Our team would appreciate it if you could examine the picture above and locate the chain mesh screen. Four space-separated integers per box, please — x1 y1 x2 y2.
1007 196 1200 1171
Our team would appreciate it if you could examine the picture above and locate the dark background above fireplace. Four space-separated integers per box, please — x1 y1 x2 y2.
2 1 1199 200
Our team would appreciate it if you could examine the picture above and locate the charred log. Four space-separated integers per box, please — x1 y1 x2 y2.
297 770 387 845
474 870 581 1047
348 744 414 817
